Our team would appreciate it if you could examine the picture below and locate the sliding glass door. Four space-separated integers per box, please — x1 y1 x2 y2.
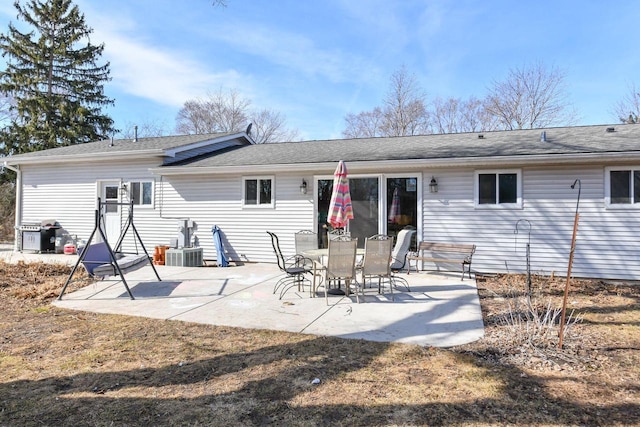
316 174 419 249
317 177 379 248
386 177 418 249
348 177 379 247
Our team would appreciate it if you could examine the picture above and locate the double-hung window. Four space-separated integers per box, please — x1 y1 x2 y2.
605 167 640 208
243 176 274 207
129 181 153 207
474 170 522 208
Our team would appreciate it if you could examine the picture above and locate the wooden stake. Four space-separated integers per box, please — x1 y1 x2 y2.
559 212 579 349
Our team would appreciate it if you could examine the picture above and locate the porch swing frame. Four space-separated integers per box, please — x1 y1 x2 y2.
58 197 161 300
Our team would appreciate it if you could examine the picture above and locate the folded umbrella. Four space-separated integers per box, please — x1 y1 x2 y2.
327 160 354 229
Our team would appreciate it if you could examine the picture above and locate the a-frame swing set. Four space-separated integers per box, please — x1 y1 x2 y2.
58 198 161 300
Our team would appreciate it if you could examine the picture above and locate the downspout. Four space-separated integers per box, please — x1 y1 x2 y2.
3 162 21 251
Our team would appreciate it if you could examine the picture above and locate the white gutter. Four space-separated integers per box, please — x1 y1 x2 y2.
149 151 640 176
2 162 21 251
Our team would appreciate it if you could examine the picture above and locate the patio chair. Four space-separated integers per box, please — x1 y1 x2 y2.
360 234 394 300
327 228 350 241
267 231 313 299
294 230 318 254
320 236 361 305
294 229 318 271
389 227 416 291
390 228 416 271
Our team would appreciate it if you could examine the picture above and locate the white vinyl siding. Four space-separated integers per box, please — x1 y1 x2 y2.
20 159 165 254
156 173 314 263
16 159 640 280
421 166 640 280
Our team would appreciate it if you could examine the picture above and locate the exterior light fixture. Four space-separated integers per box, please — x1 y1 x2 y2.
429 176 438 193
300 179 308 194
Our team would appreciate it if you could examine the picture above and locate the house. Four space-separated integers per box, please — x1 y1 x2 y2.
4 124 640 280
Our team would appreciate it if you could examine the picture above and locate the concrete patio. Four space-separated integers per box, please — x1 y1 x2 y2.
1 246 485 348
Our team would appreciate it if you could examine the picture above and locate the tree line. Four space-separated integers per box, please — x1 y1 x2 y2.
343 63 578 138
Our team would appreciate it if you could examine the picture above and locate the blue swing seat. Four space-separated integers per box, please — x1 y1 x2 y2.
80 242 150 277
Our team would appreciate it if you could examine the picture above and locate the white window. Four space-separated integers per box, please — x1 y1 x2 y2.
605 167 640 208
474 170 522 208
243 176 274 207
129 181 153 206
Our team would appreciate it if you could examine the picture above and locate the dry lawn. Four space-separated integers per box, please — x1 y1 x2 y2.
0 260 638 426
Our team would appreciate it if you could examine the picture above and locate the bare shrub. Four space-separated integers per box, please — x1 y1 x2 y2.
500 292 582 349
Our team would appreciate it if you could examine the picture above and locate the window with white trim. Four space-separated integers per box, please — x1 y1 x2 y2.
605 167 640 207
474 170 522 208
129 181 153 206
243 177 274 207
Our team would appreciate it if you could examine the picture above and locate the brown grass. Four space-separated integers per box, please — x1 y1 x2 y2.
0 261 638 426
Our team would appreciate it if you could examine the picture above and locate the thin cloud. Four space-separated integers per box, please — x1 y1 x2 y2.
96 27 247 107
207 23 375 85
103 34 240 106
80 2 251 108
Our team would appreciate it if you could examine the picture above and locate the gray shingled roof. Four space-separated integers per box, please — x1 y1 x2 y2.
5 125 640 167
171 124 640 168
4 132 240 160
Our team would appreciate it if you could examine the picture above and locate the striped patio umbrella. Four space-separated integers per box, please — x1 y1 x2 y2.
388 187 401 224
327 160 354 228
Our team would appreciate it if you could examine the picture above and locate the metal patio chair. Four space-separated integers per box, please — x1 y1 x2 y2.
360 234 395 300
267 231 313 299
294 229 318 271
294 230 318 254
327 228 350 241
319 235 361 305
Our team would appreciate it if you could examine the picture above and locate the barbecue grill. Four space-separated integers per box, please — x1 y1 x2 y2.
18 219 60 253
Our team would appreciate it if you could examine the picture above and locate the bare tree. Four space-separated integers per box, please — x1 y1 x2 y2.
430 96 499 134
175 88 298 143
248 109 299 144
465 97 500 132
613 83 640 124
118 120 168 139
342 108 385 138
176 89 249 135
342 66 430 138
431 97 462 134
381 66 430 136
484 62 576 130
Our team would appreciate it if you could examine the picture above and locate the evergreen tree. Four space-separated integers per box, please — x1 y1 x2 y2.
0 0 114 155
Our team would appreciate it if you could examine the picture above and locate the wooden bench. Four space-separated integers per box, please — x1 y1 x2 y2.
407 242 476 280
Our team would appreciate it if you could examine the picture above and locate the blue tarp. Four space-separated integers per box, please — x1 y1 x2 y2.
211 225 229 267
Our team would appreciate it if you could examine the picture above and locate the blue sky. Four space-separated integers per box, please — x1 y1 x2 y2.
1 0 640 140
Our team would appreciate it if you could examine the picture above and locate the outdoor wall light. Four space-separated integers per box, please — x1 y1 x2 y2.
300 179 308 194
429 176 438 193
